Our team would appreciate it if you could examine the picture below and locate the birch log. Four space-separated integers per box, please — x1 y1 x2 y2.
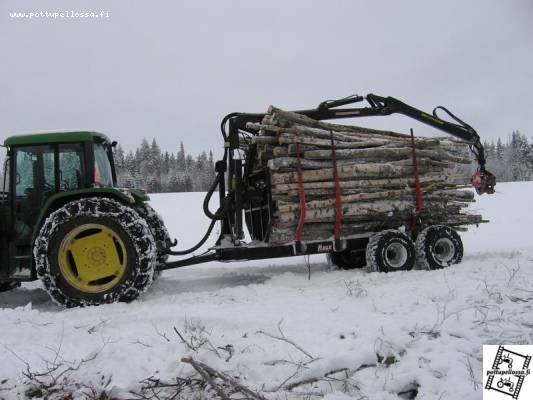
242 105 483 242
270 163 439 185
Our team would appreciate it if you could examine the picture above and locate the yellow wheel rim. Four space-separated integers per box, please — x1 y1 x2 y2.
58 223 127 293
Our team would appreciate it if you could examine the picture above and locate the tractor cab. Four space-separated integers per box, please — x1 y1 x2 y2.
0 131 117 283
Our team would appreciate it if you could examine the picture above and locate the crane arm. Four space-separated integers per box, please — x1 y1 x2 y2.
313 93 495 194
226 93 496 194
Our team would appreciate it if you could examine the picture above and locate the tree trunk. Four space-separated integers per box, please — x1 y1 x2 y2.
278 133 389 149
303 147 471 164
243 105 482 240
251 136 279 145
271 174 461 193
274 188 474 213
270 163 441 185
267 106 411 139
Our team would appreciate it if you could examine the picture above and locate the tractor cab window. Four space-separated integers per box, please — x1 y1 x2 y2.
58 144 85 190
15 145 55 197
93 143 113 187
13 145 56 239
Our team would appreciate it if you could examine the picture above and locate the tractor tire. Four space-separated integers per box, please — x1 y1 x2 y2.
327 249 366 270
136 203 172 271
34 197 157 307
415 225 463 270
366 230 416 273
0 282 21 293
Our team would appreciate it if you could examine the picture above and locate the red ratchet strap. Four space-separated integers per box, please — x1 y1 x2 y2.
294 142 307 244
329 131 343 245
410 129 423 232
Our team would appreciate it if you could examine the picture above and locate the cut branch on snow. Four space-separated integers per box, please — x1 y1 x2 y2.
181 357 267 400
256 320 315 361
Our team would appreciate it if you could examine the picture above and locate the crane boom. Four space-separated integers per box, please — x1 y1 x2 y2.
227 93 496 194
317 93 495 194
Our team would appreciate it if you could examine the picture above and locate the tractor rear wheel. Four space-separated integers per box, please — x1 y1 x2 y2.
415 225 463 270
0 282 21 293
366 230 416 273
34 197 157 307
135 203 172 267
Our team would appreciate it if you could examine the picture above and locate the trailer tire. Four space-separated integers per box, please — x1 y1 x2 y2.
136 203 172 276
0 282 21 293
366 230 416 273
327 250 366 270
34 197 157 307
415 225 463 270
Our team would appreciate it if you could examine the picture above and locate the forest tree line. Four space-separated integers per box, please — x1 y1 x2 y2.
481 131 533 182
116 131 533 193
114 139 216 193
1 132 531 194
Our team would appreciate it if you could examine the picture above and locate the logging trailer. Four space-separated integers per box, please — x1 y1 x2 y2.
0 94 496 306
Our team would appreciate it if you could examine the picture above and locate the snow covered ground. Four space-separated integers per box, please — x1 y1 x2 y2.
1 182 533 399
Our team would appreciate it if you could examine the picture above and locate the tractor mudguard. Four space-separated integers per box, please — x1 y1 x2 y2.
32 187 150 242
129 188 150 203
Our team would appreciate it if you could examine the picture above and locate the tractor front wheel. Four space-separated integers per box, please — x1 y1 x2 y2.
34 197 157 307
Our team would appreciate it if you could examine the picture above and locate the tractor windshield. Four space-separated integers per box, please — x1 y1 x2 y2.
93 143 114 187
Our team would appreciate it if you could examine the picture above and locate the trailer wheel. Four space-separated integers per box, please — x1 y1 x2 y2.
366 230 416 273
34 197 157 307
415 225 463 270
327 250 366 270
0 282 21 293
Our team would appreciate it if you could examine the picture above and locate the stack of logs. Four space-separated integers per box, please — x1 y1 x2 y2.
246 106 485 244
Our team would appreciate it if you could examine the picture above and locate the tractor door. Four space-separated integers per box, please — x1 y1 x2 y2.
8 143 87 278
0 151 10 277
12 145 56 240
9 144 57 277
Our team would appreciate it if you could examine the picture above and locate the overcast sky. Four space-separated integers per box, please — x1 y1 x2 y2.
1 0 532 157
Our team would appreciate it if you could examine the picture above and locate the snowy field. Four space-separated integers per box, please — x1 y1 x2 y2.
1 182 533 399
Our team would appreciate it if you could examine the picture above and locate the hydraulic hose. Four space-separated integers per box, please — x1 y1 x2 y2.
168 172 231 256
167 219 217 256
220 112 242 162
433 105 486 171
203 171 226 220
168 112 245 256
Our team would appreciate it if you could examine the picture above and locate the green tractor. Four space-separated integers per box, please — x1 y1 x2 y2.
0 131 171 307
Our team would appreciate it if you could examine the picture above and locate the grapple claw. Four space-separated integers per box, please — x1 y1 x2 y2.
470 170 496 195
